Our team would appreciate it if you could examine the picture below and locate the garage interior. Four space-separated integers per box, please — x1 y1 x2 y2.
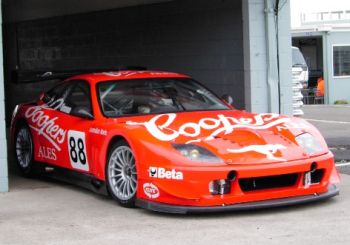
1 0 246 192
292 36 323 88
0 0 293 192
3 0 245 126
292 36 324 104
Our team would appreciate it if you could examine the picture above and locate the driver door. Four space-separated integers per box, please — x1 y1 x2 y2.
42 80 94 173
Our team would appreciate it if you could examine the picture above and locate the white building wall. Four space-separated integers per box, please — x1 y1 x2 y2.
243 0 293 115
326 31 350 104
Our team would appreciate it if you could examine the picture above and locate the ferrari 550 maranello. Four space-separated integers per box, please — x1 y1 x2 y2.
11 70 340 213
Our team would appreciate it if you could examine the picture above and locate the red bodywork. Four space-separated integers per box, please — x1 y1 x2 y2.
11 71 340 209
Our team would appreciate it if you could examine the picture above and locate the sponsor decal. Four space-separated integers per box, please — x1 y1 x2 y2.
143 183 160 199
60 104 72 114
89 127 107 136
68 130 89 171
25 105 66 151
126 113 290 143
38 146 57 161
227 144 287 161
127 113 295 162
149 167 184 180
103 71 178 77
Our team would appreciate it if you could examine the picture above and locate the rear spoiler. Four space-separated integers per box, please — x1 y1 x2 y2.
12 66 147 84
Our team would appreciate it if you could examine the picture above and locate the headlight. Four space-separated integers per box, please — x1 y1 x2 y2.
172 144 223 163
295 133 324 155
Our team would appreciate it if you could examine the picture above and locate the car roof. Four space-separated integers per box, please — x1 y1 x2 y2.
67 70 190 85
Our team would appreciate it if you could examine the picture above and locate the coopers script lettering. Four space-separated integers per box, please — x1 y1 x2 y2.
126 113 291 142
25 103 67 151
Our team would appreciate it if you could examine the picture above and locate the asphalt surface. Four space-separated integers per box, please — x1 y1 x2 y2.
302 105 350 150
302 105 350 175
1 105 350 245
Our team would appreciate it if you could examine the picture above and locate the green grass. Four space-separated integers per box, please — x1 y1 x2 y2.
334 100 349 105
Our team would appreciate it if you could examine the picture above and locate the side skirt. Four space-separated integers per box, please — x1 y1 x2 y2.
33 162 108 196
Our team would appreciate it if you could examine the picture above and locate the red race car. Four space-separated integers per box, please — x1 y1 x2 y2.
11 70 340 213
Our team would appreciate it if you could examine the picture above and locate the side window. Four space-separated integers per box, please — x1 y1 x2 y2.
45 82 70 110
64 81 93 118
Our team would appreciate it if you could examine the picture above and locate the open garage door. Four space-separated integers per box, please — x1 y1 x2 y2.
3 0 245 126
1 0 247 192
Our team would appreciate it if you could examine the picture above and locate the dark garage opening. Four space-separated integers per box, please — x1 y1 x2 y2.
292 36 324 104
3 0 245 126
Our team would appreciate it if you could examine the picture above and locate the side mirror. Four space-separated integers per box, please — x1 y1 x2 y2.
221 94 234 106
73 106 94 120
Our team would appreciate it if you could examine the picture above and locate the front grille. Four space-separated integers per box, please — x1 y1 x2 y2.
239 173 298 192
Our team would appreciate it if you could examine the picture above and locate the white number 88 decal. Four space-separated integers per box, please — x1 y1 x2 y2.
68 130 89 171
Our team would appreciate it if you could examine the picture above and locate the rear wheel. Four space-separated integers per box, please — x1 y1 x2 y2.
106 140 138 207
14 123 34 176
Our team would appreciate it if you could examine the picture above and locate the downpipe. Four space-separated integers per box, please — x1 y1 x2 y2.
264 0 280 114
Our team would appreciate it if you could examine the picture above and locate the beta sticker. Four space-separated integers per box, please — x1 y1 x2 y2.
143 183 160 199
67 130 89 171
148 167 184 180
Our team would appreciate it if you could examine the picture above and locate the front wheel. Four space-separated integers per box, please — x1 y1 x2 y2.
106 140 138 207
14 123 35 176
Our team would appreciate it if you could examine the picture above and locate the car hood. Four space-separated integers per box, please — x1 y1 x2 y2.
121 110 328 164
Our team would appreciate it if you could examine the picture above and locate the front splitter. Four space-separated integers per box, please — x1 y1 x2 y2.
136 184 339 214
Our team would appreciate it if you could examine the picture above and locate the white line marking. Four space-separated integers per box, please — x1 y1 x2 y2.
305 119 350 124
304 105 350 108
335 162 350 167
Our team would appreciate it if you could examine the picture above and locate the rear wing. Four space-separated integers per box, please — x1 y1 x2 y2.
12 66 147 84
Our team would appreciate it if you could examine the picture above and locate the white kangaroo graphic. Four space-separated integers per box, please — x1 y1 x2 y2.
227 144 286 161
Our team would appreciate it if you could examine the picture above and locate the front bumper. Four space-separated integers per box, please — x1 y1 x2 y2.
136 183 339 214
139 151 339 207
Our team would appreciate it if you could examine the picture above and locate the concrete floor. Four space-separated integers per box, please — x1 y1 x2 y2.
0 174 349 245
1 104 350 245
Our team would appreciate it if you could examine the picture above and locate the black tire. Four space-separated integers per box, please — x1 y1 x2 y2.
14 123 35 176
106 139 138 207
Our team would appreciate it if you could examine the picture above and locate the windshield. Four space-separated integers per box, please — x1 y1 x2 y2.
97 78 230 117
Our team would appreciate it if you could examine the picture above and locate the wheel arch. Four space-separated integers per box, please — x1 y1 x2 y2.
97 133 140 181
11 118 29 146
104 134 139 207
12 117 35 176
106 135 127 153
14 118 28 127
